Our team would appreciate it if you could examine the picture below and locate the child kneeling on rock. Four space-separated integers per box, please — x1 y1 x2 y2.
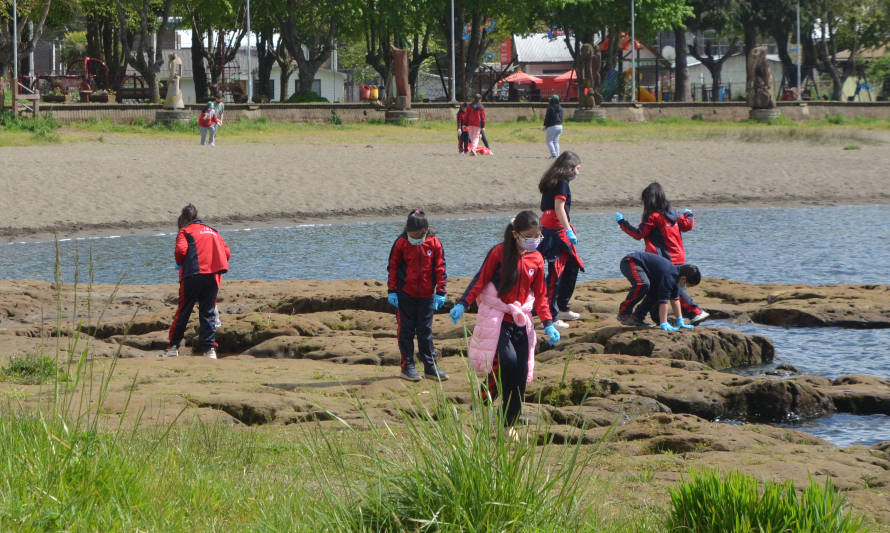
617 251 701 331
387 209 449 381
450 210 560 440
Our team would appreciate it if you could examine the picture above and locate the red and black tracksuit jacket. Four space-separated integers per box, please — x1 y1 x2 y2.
387 234 447 299
466 104 486 128
618 209 693 264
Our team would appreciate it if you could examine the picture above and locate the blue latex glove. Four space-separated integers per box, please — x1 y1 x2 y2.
433 294 446 310
174 263 180 270
682 208 693 217
565 227 578 245
450 303 465 324
544 325 561 345
387 292 399 308
616 212 624 223
676 317 694 330
660 321 679 331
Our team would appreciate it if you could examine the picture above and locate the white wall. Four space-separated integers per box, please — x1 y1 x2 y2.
687 55 784 94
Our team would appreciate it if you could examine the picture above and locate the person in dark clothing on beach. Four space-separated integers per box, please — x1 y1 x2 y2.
617 251 701 331
543 95 563 158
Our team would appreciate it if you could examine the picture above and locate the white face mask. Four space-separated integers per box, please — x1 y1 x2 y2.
407 235 426 246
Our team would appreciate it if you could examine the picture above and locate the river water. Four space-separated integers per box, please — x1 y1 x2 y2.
2 205 888 446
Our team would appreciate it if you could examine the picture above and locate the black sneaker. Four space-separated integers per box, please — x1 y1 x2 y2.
400 367 421 381
424 366 449 381
617 313 648 327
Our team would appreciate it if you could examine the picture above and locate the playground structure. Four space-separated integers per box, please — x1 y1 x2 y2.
29 57 167 103
209 31 248 103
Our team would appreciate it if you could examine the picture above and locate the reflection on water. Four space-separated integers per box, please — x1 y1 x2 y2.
1 204 889 447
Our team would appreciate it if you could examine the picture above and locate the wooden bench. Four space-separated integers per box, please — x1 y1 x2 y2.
14 90 40 115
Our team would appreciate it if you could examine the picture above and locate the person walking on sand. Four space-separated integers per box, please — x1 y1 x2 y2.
450 211 560 440
615 181 709 324
617 251 701 331
543 94 563 158
198 102 220 146
466 93 486 155
387 209 449 381
538 151 585 329
165 204 231 359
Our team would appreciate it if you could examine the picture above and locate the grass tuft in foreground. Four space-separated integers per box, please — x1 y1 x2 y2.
0 353 66 385
667 470 866 533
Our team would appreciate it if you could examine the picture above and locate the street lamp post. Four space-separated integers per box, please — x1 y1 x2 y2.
796 0 802 102
450 0 456 103
246 0 252 104
12 0 18 88
631 0 636 103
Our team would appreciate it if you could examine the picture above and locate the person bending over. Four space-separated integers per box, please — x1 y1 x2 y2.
617 251 701 331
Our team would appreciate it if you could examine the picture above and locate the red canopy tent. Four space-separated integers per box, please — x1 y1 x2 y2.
498 70 543 85
554 69 576 82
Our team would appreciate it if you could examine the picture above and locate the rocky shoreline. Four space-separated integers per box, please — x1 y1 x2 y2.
1 277 889 523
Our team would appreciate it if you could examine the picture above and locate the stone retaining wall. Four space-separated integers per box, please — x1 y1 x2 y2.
38 101 890 125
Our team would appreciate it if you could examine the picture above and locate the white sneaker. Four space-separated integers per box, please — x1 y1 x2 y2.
204 348 217 359
690 311 711 325
505 426 520 443
553 319 570 329
209 142 215 146
164 347 179 357
557 310 581 321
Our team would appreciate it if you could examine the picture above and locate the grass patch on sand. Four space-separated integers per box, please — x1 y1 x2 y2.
0 353 66 385
0 113 871 147
0 111 61 145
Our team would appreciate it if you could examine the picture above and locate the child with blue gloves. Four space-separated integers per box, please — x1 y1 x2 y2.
387 209 449 381
617 251 701 331
450 211 560 436
537 151 585 329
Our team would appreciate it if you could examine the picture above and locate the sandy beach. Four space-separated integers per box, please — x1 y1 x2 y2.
2 132 890 239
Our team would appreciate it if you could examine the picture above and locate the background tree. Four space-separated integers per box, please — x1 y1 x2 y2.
115 0 176 103
0 0 54 78
279 0 360 95
686 0 742 100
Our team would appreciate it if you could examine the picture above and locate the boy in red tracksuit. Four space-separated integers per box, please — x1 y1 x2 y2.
457 102 470 154
166 204 231 359
616 181 708 324
387 209 448 381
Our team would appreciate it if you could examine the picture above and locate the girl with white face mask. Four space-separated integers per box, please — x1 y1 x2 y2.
450 210 560 440
387 209 449 382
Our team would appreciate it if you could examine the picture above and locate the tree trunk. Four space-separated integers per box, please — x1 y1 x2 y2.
191 29 209 101
674 29 690 102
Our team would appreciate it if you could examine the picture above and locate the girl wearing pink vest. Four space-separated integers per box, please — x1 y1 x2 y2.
450 211 561 435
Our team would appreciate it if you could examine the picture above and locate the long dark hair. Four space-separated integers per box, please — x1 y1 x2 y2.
403 208 433 235
499 210 539 297
538 151 581 193
178 204 198 229
641 181 671 219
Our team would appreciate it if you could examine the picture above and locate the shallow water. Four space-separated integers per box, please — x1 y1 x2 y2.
2 204 889 446
2 204 889 285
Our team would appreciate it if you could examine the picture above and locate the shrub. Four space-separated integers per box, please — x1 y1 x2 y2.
285 91 329 103
667 470 865 533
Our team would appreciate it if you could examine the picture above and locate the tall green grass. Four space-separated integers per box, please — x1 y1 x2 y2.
667 470 866 533
0 111 60 143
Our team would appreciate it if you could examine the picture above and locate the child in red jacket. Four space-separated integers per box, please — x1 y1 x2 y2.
466 93 486 155
387 209 448 381
166 204 231 359
198 102 221 146
616 182 708 324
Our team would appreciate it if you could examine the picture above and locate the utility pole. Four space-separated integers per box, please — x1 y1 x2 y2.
12 0 18 87
450 0 456 103
796 0 802 102
246 0 252 103
631 0 636 103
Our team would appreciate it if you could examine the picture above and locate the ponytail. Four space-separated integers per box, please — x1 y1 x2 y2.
498 210 539 297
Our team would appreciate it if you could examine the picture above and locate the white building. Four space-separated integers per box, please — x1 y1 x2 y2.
685 53 784 100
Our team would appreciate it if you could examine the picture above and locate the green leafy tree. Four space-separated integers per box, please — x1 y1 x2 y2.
0 0 54 78
278 0 360 95
686 0 743 100
115 0 176 103
179 0 248 102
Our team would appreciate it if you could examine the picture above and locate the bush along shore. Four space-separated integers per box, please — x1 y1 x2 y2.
1 275 889 530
